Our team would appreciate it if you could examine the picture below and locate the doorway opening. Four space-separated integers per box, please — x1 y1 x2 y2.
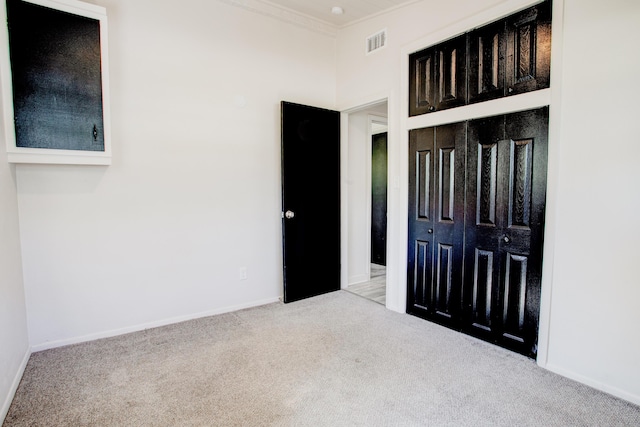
345 101 388 305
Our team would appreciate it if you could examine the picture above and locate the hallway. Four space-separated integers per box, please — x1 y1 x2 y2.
347 264 385 305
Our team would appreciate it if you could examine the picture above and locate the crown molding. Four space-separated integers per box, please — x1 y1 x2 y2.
217 0 338 37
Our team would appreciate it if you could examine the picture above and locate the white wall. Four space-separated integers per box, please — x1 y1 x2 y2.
0 86 29 421
15 0 337 349
544 0 640 404
336 0 640 405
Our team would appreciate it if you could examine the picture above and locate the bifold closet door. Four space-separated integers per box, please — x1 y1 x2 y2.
463 107 548 357
407 107 548 357
407 123 465 329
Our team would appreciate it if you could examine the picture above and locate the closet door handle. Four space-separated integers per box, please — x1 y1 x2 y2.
427 228 433 234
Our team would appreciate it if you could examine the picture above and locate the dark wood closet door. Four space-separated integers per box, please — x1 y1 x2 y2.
468 20 507 104
409 48 437 116
408 107 548 358
434 35 467 112
408 1 552 118
462 114 505 342
463 107 548 357
505 1 552 96
409 34 467 116
408 127 435 313
407 122 465 328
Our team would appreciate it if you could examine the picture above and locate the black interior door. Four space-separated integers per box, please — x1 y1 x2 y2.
464 107 548 357
407 122 465 329
371 132 388 266
281 102 341 303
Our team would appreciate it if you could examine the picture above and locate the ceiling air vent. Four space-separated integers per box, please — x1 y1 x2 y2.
366 29 387 55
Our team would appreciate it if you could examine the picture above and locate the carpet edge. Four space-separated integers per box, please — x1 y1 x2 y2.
1 345 30 424
30 296 281 353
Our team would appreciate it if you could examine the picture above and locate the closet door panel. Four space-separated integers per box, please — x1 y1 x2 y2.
502 252 529 343
407 123 465 328
500 107 548 355
431 122 466 325
434 35 467 112
463 107 547 356
408 128 435 314
409 49 437 116
469 20 507 104
506 1 551 95
464 115 505 340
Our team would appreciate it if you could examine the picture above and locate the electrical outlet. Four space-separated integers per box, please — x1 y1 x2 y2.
239 267 248 280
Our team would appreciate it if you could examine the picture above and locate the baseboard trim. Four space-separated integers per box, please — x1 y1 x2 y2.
1 346 31 424
30 297 281 353
545 363 640 406
348 274 369 285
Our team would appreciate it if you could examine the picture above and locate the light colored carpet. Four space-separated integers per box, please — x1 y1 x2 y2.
4 291 640 426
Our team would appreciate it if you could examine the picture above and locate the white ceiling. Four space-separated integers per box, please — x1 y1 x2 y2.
261 0 420 27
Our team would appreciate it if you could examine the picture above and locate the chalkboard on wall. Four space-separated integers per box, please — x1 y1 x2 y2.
1 0 111 164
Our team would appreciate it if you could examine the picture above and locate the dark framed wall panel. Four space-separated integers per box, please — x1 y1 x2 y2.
1 0 111 164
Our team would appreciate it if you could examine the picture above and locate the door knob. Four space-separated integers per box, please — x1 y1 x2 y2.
503 235 511 244
427 228 433 234
285 210 295 219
